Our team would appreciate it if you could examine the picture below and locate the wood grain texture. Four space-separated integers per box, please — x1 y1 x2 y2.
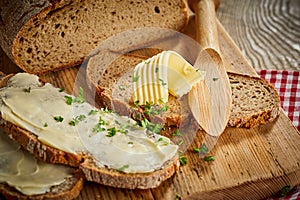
216 0 300 71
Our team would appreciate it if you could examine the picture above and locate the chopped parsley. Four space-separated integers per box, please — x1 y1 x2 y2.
194 143 209 154
65 96 73 105
43 122 48 127
155 67 159 73
54 116 64 122
88 109 99 115
73 87 85 104
92 116 106 133
134 100 140 107
65 87 85 105
103 107 114 113
140 118 163 134
204 155 215 162
24 87 31 93
117 164 129 172
280 185 291 197
179 155 188 166
178 140 184 146
175 194 182 200
159 78 167 86
144 102 168 115
156 137 170 146
106 127 117 137
144 60 150 64
213 77 219 81
59 87 65 92
132 75 140 82
69 114 86 126
172 129 182 136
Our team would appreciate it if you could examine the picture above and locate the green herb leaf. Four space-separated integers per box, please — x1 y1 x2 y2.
178 140 184 146
103 107 113 113
280 185 291 197
106 127 117 137
156 137 170 146
92 124 105 133
159 78 167 86
132 75 140 82
197 143 209 154
65 96 73 105
117 164 129 172
140 118 163 134
24 87 31 93
155 67 159 73
213 77 219 81
88 110 99 115
179 155 188 166
59 87 65 92
134 100 140 107
73 87 85 104
54 116 64 122
43 122 48 127
69 114 86 126
175 194 182 200
204 155 215 162
172 129 182 136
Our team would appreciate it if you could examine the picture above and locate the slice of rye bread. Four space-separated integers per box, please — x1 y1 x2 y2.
0 0 188 74
0 171 84 200
87 52 281 129
0 74 180 189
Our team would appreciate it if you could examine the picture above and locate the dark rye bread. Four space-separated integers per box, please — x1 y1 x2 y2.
0 171 84 200
0 0 188 74
87 52 281 129
0 74 180 190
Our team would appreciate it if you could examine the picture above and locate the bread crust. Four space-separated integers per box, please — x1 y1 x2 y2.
80 156 180 189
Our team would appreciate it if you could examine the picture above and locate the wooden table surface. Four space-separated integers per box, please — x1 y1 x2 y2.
0 0 299 199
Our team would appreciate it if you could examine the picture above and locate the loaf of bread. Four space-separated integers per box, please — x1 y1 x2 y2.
0 0 188 74
87 50 281 128
0 73 180 190
0 129 84 200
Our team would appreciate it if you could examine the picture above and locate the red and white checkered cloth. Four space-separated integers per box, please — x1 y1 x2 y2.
257 70 300 200
258 70 300 131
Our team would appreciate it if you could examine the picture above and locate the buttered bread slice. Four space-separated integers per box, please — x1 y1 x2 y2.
0 128 84 199
0 73 180 189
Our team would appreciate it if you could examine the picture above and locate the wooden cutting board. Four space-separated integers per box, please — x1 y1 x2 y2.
3 18 300 199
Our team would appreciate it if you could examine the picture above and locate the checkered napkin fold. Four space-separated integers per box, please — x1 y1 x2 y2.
258 70 300 131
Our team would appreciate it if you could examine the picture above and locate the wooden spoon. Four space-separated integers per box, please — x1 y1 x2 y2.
188 0 232 137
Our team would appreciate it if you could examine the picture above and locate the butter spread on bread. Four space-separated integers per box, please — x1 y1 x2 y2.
132 51 205 105
0 129 73 195
0 73 178 173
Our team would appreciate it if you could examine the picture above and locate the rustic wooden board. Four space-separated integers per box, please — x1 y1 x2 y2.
1 1 300 199
32 19 300 200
